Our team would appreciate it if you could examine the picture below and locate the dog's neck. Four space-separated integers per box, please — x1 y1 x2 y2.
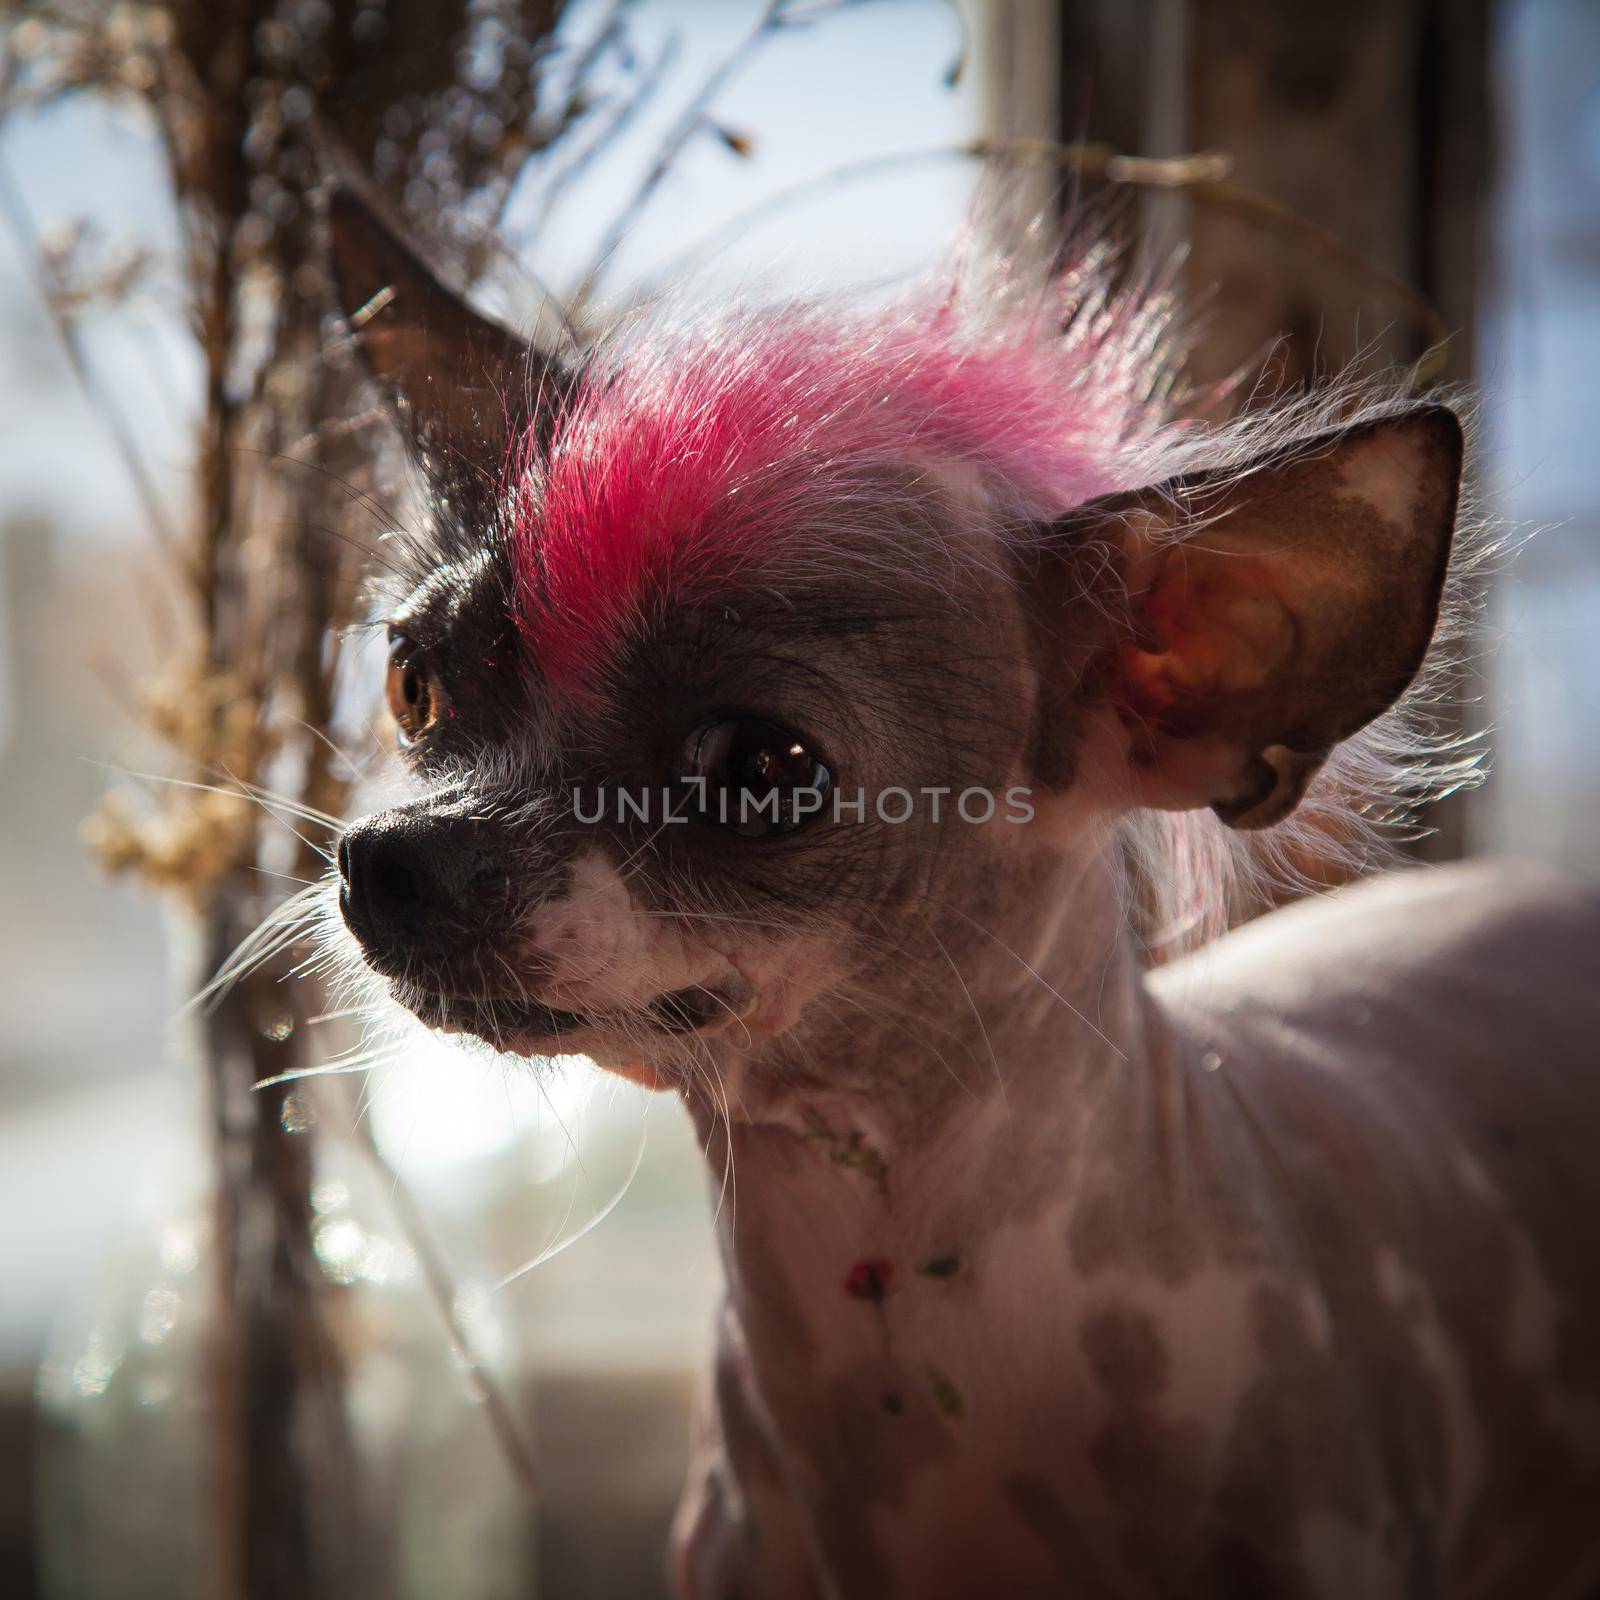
681 833 1187 1530
691 827 1151 1190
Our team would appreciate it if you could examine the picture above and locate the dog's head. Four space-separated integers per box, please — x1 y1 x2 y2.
324 191 1462 1089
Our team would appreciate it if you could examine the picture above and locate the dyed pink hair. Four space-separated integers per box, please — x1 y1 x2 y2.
500 255 1489 962
509 262 1173 693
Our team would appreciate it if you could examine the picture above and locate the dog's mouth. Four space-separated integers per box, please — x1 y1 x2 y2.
405 984 726 1051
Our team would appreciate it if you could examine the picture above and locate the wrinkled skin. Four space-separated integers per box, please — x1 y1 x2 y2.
321 192 1600 1598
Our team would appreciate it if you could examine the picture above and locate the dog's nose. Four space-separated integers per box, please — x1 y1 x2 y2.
339 820 424 929
338 811 505 963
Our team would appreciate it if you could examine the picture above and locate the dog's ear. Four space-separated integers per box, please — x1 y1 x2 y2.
326 185 567 478
1044 405 1462 830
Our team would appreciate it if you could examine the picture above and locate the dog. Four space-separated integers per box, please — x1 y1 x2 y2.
317 187 1600 1598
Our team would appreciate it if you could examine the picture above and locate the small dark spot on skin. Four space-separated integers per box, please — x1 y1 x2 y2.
807 1360 953 1588
1066 1189 1200 1286
881 1392 904 1417
1079 1303 1169 1404
920 1254 961 1279
1490 1121 1518 1154
843 1259 893 1303
928 1367 965 1420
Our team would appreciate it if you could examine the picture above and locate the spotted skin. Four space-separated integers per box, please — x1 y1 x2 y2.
675 862 1600 1600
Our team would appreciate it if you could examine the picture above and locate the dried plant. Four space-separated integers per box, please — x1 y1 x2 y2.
0 2 625 1592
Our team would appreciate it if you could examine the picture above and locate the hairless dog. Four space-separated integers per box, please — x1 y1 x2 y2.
313 188 1600 1598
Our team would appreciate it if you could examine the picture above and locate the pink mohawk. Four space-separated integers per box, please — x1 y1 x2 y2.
509 255 1175 694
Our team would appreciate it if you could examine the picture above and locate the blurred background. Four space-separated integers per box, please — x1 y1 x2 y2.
0 1 1595 1596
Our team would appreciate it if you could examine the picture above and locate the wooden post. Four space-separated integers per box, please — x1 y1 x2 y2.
1045 0 1491 861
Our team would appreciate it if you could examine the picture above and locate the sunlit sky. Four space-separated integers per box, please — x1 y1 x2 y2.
0 0 983 550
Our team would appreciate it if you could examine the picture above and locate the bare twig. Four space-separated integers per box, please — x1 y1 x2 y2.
641 136 1451 382
0 4 622 1578
571 0 789 313
0 151 181 550
516 27 682 261
350 1113 542 1500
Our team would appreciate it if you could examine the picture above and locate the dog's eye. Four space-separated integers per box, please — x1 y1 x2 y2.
385 633 447 744
677 718 831 839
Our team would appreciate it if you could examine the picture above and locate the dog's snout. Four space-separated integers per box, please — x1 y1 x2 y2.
338 811 508 968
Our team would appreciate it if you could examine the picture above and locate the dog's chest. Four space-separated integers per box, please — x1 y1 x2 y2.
707 1042 1600 1598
